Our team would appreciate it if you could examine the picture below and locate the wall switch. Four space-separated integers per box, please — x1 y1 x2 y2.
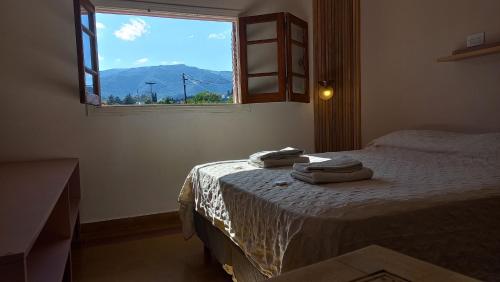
467 32 485 48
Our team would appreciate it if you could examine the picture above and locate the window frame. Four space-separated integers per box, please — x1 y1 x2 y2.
238 13 287 104
77 3 240 107
74 0 101 106
73 2 309 107
238 12 310 104
286 13 310 103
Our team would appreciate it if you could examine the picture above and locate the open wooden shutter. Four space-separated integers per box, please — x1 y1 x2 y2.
239 13 287 104
74 0 101 106
286 13 309 103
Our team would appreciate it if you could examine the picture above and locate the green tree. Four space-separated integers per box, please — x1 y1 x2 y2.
159 96 177 104
123 93 136 105
114 96 123 104
137 94 152 104
187 91 223 104
107 95 116 105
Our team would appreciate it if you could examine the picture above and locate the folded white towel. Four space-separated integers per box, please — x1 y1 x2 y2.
249 147 304 161
291 167 373 184
249 156 310 168
293 156 362 173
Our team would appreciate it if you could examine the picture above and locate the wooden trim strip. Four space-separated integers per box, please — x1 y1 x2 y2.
247 38 277 45
84 67 98 76
81 26 95 38
291 40 305 47
292 72 306 78
248 72 278 77
79 211 181 245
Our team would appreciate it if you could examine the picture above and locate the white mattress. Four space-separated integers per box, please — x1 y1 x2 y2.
178 133 500 280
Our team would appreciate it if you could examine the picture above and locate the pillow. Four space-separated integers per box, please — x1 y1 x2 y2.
461 133 500 158
368 130 474 154
369 130 500 157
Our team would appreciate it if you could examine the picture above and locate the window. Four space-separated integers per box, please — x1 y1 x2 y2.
74 0 101 105
73 1 309 106
96 13 236 106
239 13 310 103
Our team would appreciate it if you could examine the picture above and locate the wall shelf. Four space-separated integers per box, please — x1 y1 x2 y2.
437 42 500 62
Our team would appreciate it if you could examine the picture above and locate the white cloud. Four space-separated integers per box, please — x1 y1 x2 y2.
115 58 122 63
135 58 149 64
208 33 226 40
208 30 231 40
114 18 148 41
98 55 104 61
96 22 106 29
161 60 184 65
187 35 195 39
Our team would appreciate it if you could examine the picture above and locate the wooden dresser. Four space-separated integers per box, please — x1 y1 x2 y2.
0 159 81 282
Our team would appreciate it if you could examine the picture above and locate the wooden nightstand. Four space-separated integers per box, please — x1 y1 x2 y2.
269 245 480 282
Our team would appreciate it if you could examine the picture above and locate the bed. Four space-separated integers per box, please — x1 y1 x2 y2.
178 130 500 281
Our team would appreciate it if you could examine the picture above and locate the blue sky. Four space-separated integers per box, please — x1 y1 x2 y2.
95 13 234 71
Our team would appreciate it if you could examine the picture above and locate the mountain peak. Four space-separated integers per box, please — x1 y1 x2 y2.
99 64 233 100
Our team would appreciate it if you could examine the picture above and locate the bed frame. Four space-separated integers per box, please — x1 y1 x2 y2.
194 211 266 282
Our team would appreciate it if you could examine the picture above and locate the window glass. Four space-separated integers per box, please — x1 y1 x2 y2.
247 43 278 74
85 72 95 94
292 76 306 94
81 7 90 29
82 31 93 69
246 21 277 41
292 45 306 75
291 23 304 43
248 76 279 95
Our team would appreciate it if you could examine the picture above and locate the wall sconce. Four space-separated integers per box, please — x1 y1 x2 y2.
318 80 335 101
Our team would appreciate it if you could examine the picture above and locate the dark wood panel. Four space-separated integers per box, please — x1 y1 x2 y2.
313 0 361 152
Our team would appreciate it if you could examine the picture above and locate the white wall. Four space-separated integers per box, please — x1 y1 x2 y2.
0 0 314 223
361 0 500 145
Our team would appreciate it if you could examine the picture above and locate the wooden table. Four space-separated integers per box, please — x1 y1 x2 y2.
269 245 480 282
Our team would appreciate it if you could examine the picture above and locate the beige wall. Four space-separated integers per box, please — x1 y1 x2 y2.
0 0 314 223
361 0 500 145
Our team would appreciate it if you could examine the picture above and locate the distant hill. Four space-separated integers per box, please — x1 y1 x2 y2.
99 64 233 101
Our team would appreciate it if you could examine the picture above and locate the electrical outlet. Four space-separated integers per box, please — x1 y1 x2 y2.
467 32 485 48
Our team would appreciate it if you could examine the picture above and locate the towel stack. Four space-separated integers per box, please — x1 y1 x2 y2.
249 147 309 168
291 155 373 184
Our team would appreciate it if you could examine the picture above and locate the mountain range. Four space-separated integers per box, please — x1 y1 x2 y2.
99 64 233 100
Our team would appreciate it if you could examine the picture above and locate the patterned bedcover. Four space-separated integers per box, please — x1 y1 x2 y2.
178 144 500 280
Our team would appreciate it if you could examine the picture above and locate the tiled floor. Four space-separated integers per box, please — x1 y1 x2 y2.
72 233 232 282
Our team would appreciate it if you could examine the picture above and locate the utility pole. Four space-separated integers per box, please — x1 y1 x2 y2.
182 73 188 104
145 82 157 103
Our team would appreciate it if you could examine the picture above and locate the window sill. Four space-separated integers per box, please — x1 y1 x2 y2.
86 103 252 116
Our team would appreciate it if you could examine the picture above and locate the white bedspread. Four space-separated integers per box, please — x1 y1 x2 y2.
178 144 500 279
